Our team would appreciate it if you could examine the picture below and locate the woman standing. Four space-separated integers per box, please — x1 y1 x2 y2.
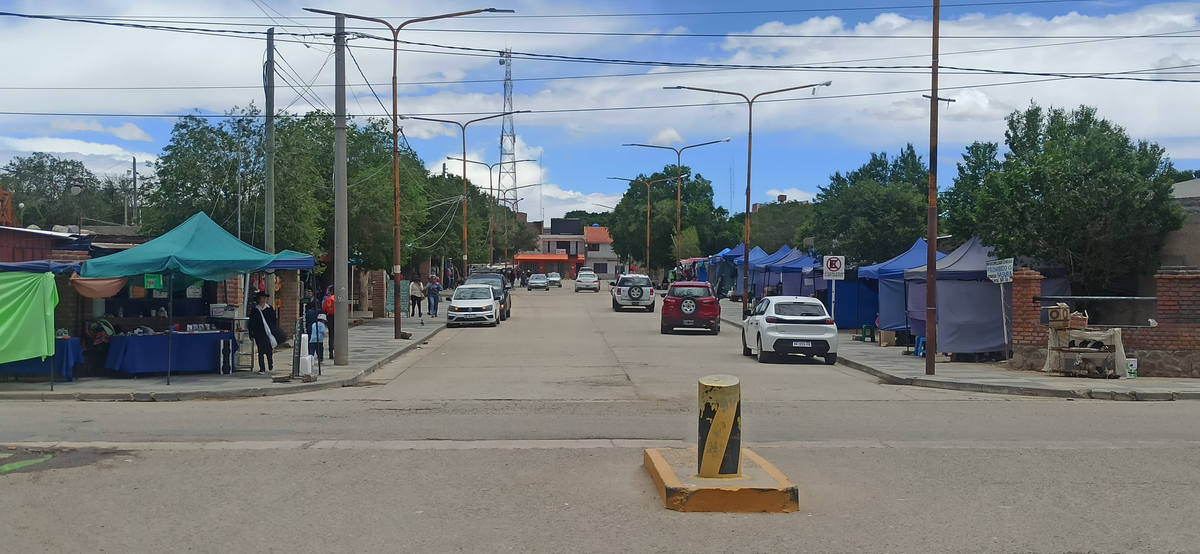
248 291 279 374
409 277 425 317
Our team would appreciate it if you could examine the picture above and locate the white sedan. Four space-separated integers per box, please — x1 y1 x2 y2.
446 284 500 328
741 296 838 364
574 272 600 292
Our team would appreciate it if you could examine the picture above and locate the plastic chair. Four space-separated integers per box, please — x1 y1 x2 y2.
860 325 877 343
914 337 927 358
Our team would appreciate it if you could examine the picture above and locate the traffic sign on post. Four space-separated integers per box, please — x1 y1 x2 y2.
986 258 1014 284
823 256 846 281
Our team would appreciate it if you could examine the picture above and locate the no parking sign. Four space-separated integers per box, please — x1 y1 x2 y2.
823 256 845 281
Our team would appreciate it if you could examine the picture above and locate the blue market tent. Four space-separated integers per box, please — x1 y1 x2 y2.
832 268 878 330
731 246 767 297
766 253 821 296
749 245 790 293
858 239 945 332
0 261 80 274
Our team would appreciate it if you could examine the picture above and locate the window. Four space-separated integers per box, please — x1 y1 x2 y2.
618 276 652 287
774 302 827 317
587 243 600 251
593 263 608 274
669 286 711 298
454 287 493 300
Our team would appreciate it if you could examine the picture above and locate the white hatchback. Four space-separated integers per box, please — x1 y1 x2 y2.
575 272 600 292
741 296 838 364
446 284 501 328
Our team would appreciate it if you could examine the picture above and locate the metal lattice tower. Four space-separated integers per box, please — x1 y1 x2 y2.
498 49 517 206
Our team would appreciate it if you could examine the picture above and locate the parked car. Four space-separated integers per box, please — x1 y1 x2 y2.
575 272 601 292
611 274 655 312
661 282 720 334
741 296 837 364
464 271 511 321
446 284 500 328
547 272 563 287
527 273 550 291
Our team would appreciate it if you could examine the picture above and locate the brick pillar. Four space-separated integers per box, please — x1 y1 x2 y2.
1011 268 1046 370
419 260 431 281
370 270 389 317
277 270 301 338
216 276 244 308
48 249 91 263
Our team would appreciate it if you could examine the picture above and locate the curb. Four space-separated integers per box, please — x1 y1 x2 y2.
0 324 446 402
719 313 1195 402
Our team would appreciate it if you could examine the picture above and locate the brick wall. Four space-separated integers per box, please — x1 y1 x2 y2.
1011 268 1044 346
48 249 90 263
277 270 300 337
215 276 243 307
53 274 84 337
370 270 389 316
1010 266 1200 377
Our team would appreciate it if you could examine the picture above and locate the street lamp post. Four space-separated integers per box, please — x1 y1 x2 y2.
401 112 528 280
447 156 536 265
665 81 831 314
622 139 729 263
608 175 678 274
303 6 513 339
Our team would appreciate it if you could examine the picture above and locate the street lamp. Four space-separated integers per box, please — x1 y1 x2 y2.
608 175 680 274
303 6 514 339
447 156 537 264
665 81 832 313
401 111 528 280
622 138 729 263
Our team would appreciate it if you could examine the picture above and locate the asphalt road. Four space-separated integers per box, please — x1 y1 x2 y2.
4 284 1200 553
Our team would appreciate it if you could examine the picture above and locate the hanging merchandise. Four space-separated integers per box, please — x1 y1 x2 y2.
0 272 58 365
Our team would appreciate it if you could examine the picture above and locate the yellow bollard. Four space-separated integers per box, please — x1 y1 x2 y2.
697 374 741 478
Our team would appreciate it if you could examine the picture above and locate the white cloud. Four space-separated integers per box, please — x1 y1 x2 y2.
50 120 154 142
0 136 155 161
648 127 683 145
764 188 816 203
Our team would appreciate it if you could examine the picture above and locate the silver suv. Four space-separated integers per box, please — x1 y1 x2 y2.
611 274 655 312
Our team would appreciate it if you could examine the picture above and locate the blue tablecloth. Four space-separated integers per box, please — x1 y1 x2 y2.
0 337 83 381
106 332 236 377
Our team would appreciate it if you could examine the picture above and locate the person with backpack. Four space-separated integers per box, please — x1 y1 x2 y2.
321 285 336 359
309 313 327 362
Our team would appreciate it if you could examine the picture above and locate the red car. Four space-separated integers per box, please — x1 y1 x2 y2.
661 281 721 335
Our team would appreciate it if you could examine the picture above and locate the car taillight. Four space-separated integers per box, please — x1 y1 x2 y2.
649 289 654 296
765 316 780 323
825 318 836 325
616 288 623 295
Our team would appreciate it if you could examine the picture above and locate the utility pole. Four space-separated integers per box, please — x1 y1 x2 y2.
333 16 349 365
131 156 138 225
925 0 941 376
264 27 277 306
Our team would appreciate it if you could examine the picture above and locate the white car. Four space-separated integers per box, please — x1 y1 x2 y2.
741 296 838 364
446 284 501 328
611 274 655 312
547 272 563 287
575 272 600 292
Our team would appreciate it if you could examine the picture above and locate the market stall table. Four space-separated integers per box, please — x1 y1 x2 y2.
106 332 237 376
0 337 83 382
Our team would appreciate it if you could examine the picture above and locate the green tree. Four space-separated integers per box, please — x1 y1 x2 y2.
609 165 720 270
676 227 702 259
1 152 108 229
941 141 1000 242
563 209 613 228
977 103 1186 293
749 200 812 253
806 145 929 265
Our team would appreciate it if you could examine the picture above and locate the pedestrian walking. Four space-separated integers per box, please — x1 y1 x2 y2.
321 285 336 359
409 277 425 317
248 291 280 374
426 276 441 316
309 313 327 362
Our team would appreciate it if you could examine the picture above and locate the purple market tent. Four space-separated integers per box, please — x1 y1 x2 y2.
859 238 945 332
748 245 791 294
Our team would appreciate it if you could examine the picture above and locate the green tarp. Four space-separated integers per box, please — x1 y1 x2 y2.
80 212 314 281
0 272 58 365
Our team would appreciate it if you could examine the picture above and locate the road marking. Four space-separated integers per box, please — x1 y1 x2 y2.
3 439 1198 451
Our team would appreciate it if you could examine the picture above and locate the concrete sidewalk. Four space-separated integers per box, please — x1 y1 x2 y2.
0 314 444 402
718 299 1200 401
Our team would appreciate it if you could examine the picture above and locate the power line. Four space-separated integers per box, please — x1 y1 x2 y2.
346 43 391 119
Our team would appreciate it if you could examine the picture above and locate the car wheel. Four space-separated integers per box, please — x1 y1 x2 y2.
660 324 670 334
506 308 511 318
741 333 752 356
711 322 720 335
646 303 655 313
490 320 499 327
499 311 506 322
612 300 620 311
756 336 771 363
824 353 838 365
527 287 531 291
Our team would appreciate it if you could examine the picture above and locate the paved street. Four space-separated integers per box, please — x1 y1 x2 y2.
4 284 1200 553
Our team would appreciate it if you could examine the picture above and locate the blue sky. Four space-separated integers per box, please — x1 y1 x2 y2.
1 0 1198 219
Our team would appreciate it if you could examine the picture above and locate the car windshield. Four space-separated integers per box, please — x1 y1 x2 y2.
579 274 596 280
466 275 504 288
618 276 652 287
548 273 560 278
669 286 710 298
774 302 827 317
454 287 493 300
530 274 547 281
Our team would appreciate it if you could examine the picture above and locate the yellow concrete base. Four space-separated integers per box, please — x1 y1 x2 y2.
643 447 799 513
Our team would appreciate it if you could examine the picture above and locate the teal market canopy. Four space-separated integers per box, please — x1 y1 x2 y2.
81 212 315 281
